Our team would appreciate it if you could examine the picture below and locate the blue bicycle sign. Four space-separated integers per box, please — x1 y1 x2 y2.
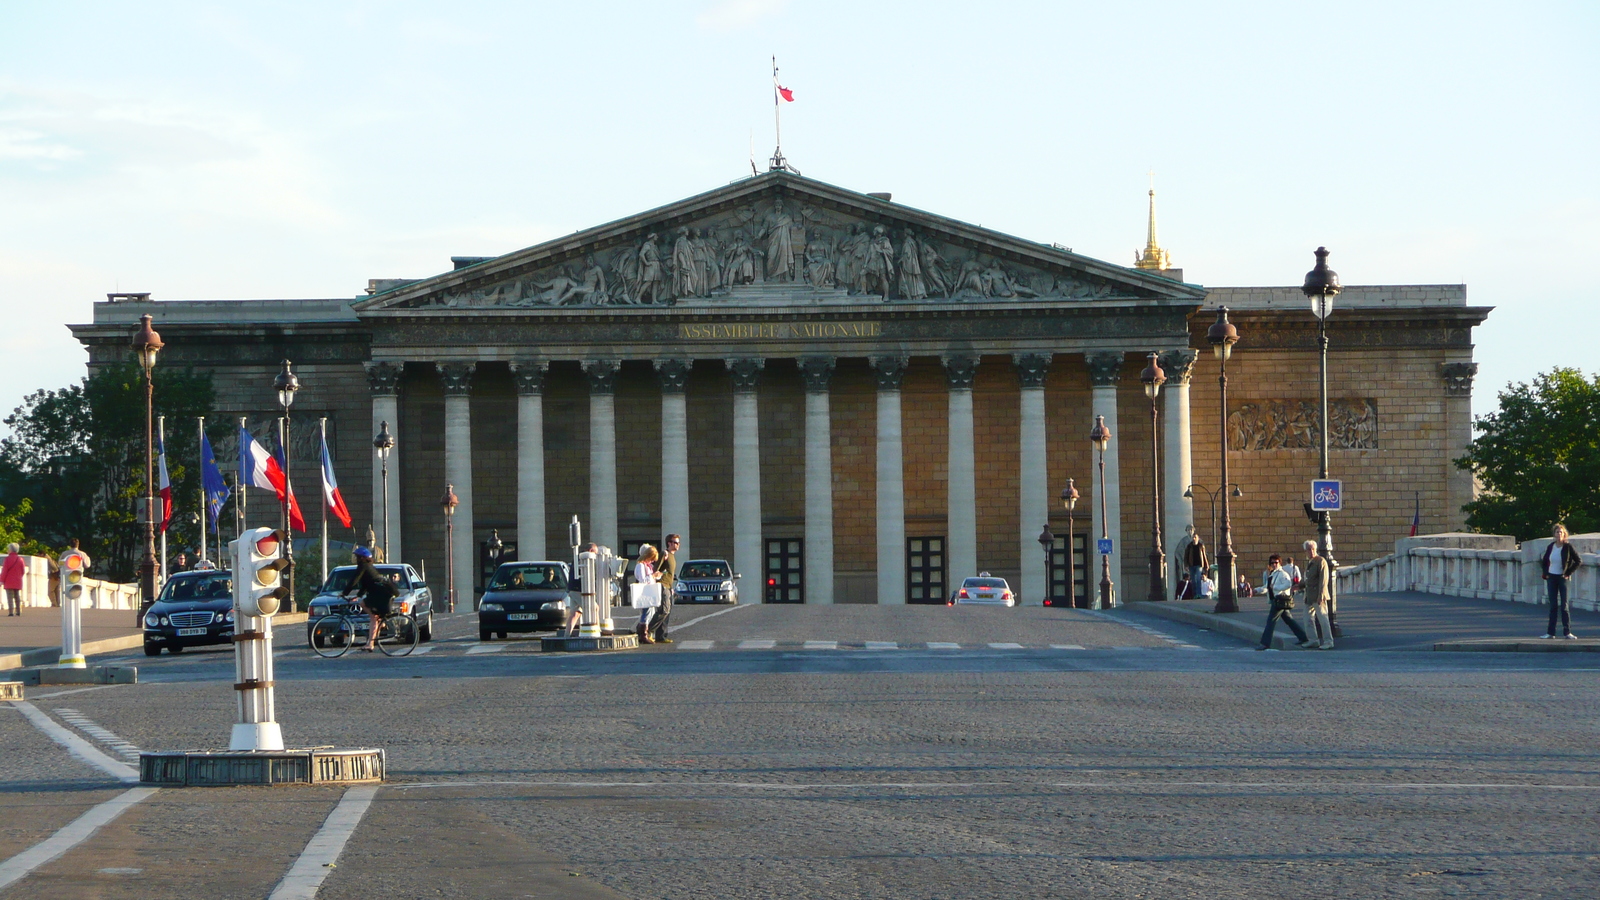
1311 479 1343 512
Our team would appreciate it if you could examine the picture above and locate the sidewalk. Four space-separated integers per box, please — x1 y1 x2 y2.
0 608 143 668
1128 590 1600 651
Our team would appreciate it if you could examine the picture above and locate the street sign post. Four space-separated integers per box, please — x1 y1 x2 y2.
1311 479 1343 512
1097 538 1114 555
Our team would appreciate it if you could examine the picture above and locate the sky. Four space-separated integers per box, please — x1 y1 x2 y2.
1 0 1595 427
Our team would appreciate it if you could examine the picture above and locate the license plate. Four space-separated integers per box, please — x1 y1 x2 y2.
695 596 712 603
507 613 538 621
176 627 207 636
978 593 994 599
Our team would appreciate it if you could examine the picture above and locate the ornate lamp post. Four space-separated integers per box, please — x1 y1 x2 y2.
1037 523 1054 606
1061 479 1079 607
1183 482 1243 556
1207 308 1241 613
441 484 459 613
273 360 299 606
1140 352 1167 602
133 315 164 619
373 421 394 560
1302 246 1343 635
1089 415 1114 609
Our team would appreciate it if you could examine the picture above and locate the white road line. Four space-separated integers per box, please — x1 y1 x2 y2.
465 643 506 655
802 641 837 650
672 603 754 632
737 639 776 650
25 686 114 701
409 646 434 655
1050 644 1086 650
53 709 141 761
12 702 138 782
864 641 898 651
266 785 378 900
677 640 714 650
988 642 1024 649
0 787 157 891
926 642 960 650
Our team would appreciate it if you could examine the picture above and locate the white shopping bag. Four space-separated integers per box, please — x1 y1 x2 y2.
629 581 661 608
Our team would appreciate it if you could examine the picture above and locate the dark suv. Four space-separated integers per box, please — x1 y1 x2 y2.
674 559 740 605
143 569 235 655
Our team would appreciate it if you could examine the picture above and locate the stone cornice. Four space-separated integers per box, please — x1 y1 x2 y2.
1188 306 1491 352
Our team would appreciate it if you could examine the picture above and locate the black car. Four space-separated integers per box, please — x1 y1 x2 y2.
477 561 571 640
305 564 436 645
143 569 235 655
674 559 740 605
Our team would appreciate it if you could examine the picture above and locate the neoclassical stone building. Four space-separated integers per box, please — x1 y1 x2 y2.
70 171 1489 604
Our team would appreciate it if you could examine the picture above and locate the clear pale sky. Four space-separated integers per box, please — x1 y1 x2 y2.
2 1 1594 426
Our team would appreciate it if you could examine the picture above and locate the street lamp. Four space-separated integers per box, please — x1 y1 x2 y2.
488 528 504 581
1302 246 1344 635
1089 415 1114 609
1207 307 1240 613
273 360 299 607
373 421 394 560
1183 483 1243 557
1140 352 1167 602
1037 523 1054 606
133 314 164 620
441 484 459 613
1061 479 1079 607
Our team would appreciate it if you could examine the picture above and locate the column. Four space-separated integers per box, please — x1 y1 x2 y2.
872 355 909 605
1440 362 1478 533
942 355 978 592
729 358 764 600
437 363 475 606
1086 352 1123 604
364 362 402 565
656 359 692 559
584 360 620 551
511 360 547 561
1015 353 1051 606
800 357 836 604
1159 350 1196 568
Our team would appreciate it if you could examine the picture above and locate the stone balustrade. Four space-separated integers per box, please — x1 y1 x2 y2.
16 555 142 610
1339 533 1600 610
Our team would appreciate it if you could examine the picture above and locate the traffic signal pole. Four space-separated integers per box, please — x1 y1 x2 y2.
230 527 289 751
58 550 88 668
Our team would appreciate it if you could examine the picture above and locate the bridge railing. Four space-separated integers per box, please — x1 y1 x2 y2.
1339 535 1600 611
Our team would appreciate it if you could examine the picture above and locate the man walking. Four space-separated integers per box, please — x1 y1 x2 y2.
1182 525 1209 599
1258 554 1316 651
1301 540 1334 649
1541 524 1582 639
649 533 680 644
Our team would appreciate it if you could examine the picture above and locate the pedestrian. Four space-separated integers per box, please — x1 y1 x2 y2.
172 551 191 574
1174 572 1191 601
1198 568 1216 599
1282 555 1303 592
1257 554 1316 650
1236 573 1252 598
1182 525 1209 599
648 533 680 644
1541 524 1582 639
631 544 660 643
1301 540 1334 649
2 543 24 616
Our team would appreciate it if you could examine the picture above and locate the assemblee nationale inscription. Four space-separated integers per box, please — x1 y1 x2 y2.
678 322 882 340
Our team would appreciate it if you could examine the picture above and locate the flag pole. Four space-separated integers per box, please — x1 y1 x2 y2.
772 55 781 160
238 417 248 538
198 416 207 565
158 415 167 588
319 417 329 585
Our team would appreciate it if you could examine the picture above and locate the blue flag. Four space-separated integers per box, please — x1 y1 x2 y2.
200 432 230 528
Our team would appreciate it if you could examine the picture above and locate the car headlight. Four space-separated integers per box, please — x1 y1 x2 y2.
144 613 159 628
479 602 503 612
159 615 170 626
221 609 234 623
397 599 413 614
720 581 735 592
539 599 567 610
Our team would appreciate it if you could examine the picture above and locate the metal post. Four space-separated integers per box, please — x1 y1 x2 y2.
279 416 295 610
1215 353 1238 613
319 417 329 587
158 415 167 593
446 514 455 614
140 359 158 619
198 416 207 565
1097 453 1113 609
1145 365 1166 603
1066 499 1076 608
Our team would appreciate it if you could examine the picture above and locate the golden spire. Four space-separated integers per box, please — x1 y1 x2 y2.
1134 173 1173 271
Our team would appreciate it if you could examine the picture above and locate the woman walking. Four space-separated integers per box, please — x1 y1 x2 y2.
633 544 661 644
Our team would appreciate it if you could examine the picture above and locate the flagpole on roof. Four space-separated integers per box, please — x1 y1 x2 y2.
319 417 328 585
158 415 167 590
198 416 207 565
772 55 782 167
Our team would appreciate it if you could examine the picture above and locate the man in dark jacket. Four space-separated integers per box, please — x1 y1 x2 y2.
1542 524 1583 639
649 533 680 644
1182 525 1209 599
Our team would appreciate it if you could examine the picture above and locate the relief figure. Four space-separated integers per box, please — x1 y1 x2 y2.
637 233 663 304
898 232 927 300
858 225 896 299
762 201 798 282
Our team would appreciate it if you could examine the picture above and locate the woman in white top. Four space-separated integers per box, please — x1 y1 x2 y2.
633 545 661 643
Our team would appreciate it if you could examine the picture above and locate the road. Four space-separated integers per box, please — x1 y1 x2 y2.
4 601 1599 898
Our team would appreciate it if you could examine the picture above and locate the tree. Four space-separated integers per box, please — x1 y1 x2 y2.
1456 367 1600 540
0 360 215 581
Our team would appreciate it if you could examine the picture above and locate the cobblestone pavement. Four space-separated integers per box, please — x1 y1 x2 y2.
5 604 1600 898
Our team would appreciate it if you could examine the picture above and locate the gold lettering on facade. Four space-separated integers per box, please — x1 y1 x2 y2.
677 322 882 340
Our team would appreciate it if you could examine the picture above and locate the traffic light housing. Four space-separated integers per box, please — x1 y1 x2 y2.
235 527 290 617
60 551 87 604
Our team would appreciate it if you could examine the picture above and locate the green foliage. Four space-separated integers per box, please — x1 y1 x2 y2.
0 498 52 556
0 360 215 580
1456 367 1600 540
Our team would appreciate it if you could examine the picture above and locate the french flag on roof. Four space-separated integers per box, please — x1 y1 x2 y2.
320 431 351 529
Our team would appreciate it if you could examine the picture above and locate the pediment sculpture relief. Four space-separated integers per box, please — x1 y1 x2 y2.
409 198 1126 309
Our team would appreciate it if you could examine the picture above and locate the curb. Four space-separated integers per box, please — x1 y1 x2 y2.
1123 601 1303 650
1434 639 1600 652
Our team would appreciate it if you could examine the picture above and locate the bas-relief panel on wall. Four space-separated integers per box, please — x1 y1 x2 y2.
209 416 336 472
401 198 1128 309
1228 400 1378 451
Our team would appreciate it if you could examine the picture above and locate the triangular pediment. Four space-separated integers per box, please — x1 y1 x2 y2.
353 171 1204 312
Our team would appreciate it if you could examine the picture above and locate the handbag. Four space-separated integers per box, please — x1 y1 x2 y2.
629 581 661 609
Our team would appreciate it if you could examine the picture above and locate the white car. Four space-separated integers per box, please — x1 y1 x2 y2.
950 575 1015 607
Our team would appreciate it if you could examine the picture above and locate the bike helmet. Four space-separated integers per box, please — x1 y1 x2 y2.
353 546 373 559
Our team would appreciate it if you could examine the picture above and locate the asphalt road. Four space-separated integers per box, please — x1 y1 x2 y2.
5 602 1599 899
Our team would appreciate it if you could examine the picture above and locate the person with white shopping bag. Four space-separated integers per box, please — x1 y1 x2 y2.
630 545 662 643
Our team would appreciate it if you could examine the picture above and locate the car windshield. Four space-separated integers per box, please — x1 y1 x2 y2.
964 578 1008 589
320 566 408 595
489 563 567 591
680 562 730 579
158 573 233 601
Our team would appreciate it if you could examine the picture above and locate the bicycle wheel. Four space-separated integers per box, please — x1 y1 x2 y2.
377 613 417 657
310 614 356 658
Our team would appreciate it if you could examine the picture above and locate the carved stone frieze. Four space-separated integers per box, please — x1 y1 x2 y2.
942 354 979 390
1013 353 1052 389
365 361 401 396
1085 352 1124 387
728 358 765 393
654 359 691 393
583 359 620 394
436 363 475 396
211 416 333 473
1227 399 1379 451
870 355 909 391
1158 349 1197 385
1439 362 1478 396
509 360 547 395
799 356 836 393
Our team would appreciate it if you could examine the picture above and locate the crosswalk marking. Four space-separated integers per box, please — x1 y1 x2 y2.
737 639 776 650
410 646 434 655
465 643 506 655
987 642 1024 649
926 642 960 650
1050 644 1086 650
53 709 141 762
803 641 838 650
863 641 898 651
677 640 714 650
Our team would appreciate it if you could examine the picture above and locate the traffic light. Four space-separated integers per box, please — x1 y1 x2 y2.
235 527 290 617
60 551 87 604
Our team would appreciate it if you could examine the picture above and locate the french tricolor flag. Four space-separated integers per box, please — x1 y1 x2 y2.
240 424 305 532
320 431 352 529
156 435 172 533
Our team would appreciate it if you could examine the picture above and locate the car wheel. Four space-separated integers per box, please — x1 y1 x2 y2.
419 618 433 643
497 631 508 640
479 629 492 641
144 643 161 657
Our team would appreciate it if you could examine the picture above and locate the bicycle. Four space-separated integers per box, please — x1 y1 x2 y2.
309 602 418 658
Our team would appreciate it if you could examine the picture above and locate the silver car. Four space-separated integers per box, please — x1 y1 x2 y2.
950 575 1015 607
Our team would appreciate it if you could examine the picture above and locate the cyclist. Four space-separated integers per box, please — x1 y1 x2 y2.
343 546 396 652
